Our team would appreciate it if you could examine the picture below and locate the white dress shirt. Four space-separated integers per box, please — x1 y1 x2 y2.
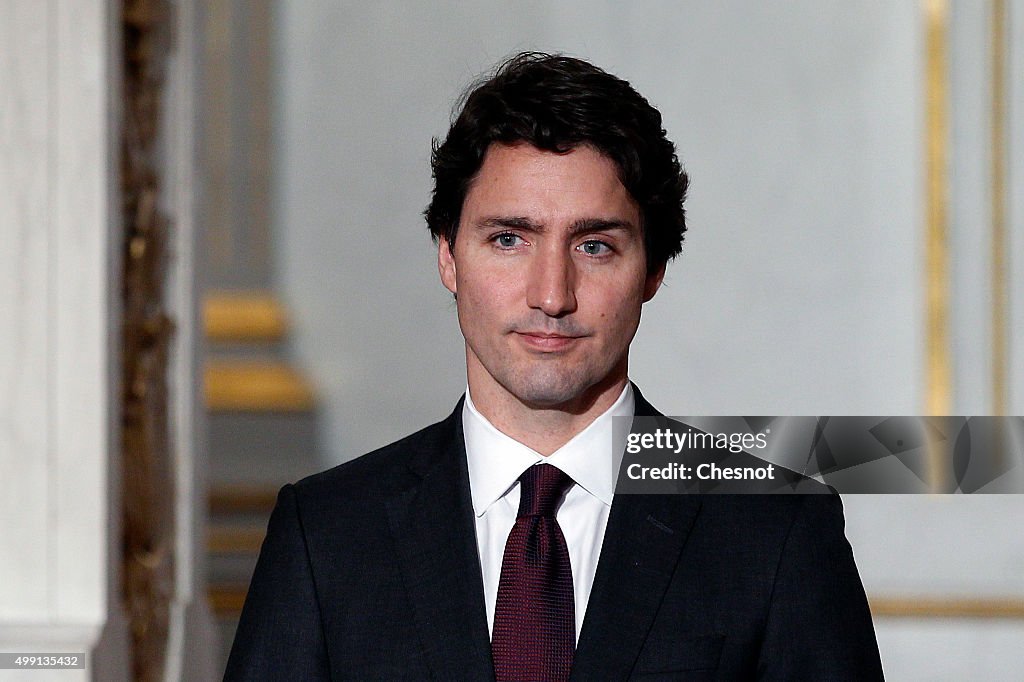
462 383 635 642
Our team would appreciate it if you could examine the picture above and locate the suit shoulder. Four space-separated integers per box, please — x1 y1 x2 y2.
291 411 458 501
700 491 845 543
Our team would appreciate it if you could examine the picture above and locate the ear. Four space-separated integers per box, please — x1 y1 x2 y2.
438 237 457 295
642 262 665 302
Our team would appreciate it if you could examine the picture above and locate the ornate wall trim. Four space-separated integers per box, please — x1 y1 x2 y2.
121 0 175 678
924 0 952 491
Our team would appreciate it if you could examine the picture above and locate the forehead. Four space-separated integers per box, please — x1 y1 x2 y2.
461 143 639 226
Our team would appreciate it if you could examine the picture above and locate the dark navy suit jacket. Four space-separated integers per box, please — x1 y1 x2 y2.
225 388 884 680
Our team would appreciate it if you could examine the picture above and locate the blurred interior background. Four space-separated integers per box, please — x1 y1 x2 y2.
2 0 1023 679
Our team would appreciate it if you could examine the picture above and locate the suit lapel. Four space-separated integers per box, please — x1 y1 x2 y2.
381 388 698 680
570 386 703 680
384 400 495 681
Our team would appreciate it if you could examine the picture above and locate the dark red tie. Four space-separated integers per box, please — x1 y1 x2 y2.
492 463 576 681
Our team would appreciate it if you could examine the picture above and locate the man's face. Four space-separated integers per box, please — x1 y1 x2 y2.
439 142 663 410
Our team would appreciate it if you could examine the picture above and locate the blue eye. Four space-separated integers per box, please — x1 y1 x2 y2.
494 233 523 249
579 240 610 255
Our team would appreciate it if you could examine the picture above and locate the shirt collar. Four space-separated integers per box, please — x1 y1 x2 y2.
463 383 635 517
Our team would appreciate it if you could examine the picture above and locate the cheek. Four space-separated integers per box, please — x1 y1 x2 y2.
455 269 508 329
460 264 520 302
587 280 645 321
455 266 486 301
606 296 645 341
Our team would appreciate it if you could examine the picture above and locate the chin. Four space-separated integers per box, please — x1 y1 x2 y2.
500 366 600 408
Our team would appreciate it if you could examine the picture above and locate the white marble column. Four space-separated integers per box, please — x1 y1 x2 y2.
0 1 120 678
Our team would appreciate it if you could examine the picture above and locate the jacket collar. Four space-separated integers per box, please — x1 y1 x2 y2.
384 386 702 681
570 384 703 680
384 397 496 680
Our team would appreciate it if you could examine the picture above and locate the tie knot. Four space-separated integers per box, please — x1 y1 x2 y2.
517 464 573 518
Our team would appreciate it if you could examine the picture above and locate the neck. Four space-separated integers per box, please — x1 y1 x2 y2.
467 360 628 456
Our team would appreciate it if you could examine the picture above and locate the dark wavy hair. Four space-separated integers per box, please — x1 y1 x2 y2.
425 52 688 272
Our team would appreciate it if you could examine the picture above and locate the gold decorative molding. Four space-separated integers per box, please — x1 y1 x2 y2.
208 586 249 616
870 595 1024 619
204 292 288 342
209 484 279 515
991 0 1008 416
924 0 951 417
205 360 316 411
121 0 174 678
924 0 951 492
207 526 266 554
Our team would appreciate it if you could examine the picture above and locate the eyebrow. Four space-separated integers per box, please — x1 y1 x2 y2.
475 216 636 236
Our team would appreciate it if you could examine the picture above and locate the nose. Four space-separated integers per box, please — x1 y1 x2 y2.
526 246 577 317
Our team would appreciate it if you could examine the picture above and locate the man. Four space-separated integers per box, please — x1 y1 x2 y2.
226 53 883 680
